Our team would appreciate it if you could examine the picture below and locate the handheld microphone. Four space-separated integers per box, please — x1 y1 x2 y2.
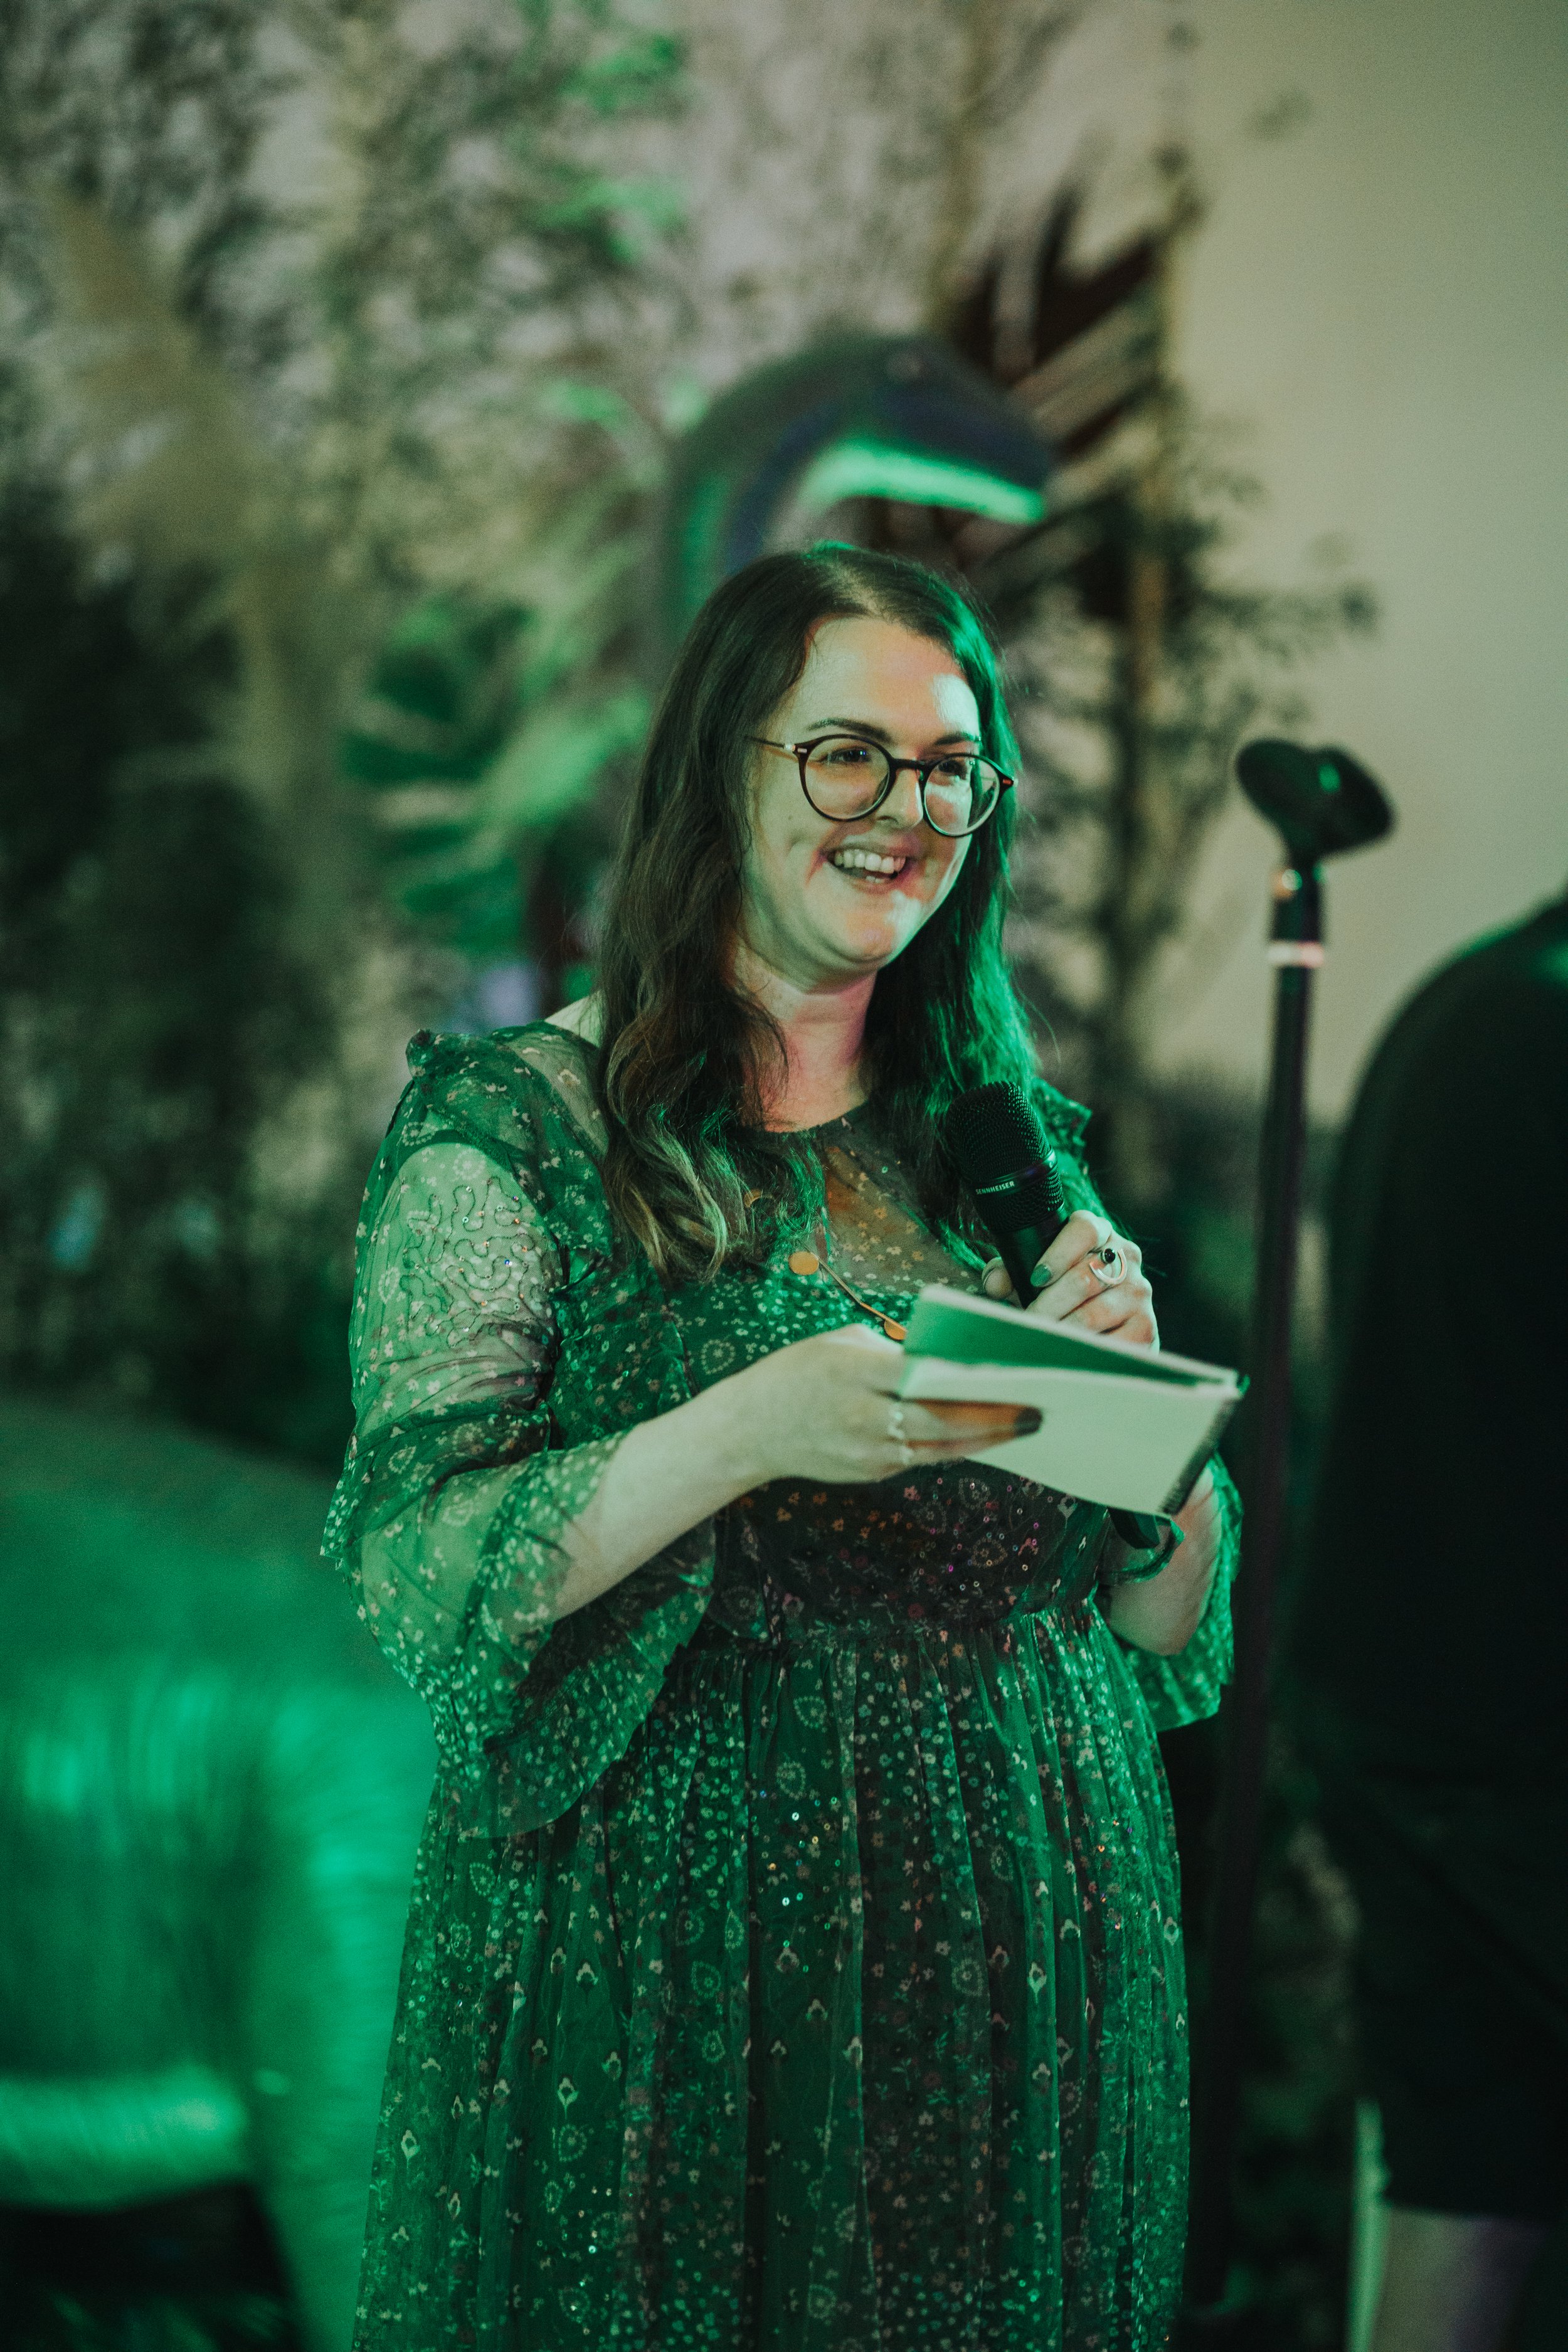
946 1081 1071 1309
946 1081 1164 1554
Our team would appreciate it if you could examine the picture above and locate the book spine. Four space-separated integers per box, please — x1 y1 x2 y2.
1160 1397 1241 1515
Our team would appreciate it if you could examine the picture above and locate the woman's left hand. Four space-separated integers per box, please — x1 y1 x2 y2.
980 1210 1158 1349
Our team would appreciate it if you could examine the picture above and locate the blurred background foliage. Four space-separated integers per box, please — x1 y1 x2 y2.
0 0 688 1460
0 1 1370 2343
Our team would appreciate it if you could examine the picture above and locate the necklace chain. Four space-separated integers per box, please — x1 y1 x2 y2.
788 1219 906 1343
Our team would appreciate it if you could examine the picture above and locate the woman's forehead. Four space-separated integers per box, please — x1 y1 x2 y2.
788 615 978 724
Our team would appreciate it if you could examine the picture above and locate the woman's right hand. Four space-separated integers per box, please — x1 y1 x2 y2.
553 1325 1039 1621
721 1322 1038 1488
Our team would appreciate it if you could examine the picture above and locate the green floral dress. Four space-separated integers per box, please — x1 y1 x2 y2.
325 1024 1238 2352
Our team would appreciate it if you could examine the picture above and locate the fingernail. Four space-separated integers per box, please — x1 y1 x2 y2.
1031 1264 1054 1288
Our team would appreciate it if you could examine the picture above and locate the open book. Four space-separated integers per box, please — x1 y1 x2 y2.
896 1284 1243 1516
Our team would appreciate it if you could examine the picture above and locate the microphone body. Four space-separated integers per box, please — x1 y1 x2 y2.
946 1083 1165 1554
944 1080 1073 1313
967 1157 1069 1315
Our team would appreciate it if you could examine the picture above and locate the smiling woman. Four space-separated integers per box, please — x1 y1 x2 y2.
325 544 1239 2351
595 548 1037 1276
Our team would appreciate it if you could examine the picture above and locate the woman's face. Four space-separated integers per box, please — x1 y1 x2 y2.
738 615 981 991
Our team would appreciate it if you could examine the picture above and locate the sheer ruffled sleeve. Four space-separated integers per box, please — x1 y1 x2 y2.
323 1032 714 1826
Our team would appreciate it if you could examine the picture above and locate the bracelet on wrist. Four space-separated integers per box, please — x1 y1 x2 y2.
1100 1515 1185 1584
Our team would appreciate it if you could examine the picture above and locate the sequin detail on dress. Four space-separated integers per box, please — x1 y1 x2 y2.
324 1024 1239 2349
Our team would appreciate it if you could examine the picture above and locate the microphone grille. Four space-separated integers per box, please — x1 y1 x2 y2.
945 1081 1050 1189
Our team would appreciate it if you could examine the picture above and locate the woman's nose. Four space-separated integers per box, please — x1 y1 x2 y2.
879 763 926 829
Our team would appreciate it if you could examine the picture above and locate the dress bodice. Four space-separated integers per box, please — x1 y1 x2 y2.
661 1106 1106 1645
325 1022 1234 1831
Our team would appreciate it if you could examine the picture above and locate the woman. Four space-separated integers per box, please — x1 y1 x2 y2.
326 544 1237 2350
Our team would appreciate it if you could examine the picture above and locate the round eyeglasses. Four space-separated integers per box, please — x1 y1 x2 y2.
750 733 1014 839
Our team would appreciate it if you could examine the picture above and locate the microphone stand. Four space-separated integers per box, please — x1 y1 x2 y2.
1180 743 1392 2338
1182 862 1320 2329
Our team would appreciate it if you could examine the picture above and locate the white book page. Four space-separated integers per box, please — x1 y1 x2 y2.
896 1355 1239 1515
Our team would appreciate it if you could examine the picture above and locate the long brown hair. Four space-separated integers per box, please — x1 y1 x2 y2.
595 543 1037 1281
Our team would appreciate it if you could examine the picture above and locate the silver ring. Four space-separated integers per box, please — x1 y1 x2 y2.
1091 1242 1127 1288
887 1401 915 1469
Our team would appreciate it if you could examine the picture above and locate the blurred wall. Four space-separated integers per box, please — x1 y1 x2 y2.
1155 0 1568 1114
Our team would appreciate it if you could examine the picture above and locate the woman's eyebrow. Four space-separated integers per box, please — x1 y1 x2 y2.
798 716 980 746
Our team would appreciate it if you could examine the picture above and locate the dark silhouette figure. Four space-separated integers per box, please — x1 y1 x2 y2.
1291 887 1568 2351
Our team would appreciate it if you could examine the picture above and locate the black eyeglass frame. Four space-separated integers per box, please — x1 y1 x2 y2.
750 733 1015 840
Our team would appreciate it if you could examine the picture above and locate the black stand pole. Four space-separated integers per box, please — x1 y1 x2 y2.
1178 738 1391 2340
1183 867 1322 2326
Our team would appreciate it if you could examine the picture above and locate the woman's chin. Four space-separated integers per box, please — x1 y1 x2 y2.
824 909 923 970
